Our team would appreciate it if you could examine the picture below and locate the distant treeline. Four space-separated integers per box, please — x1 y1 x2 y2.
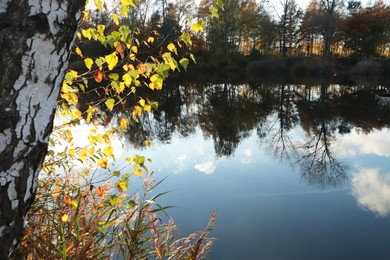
78 0 390 76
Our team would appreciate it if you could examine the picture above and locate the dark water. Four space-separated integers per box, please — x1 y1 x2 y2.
96 80 390 259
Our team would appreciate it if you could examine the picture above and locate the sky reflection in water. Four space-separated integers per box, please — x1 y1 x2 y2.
77 82 390 259
124 126 390 259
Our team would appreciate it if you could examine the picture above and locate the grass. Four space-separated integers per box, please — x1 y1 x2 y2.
17 170 217 259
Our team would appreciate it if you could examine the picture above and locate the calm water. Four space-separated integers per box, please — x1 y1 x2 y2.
90 81 390 259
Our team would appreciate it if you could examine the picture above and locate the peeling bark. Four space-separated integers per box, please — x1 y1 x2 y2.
0 0 85 258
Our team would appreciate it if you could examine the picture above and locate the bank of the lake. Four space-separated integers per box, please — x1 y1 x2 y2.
185 54 390 84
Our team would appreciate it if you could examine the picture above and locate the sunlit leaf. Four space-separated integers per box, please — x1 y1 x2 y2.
144 140 151 147
98 157 108 169
61 214 69 222
191 21 204 33
121 0 136 7
112 13 119 25
182 32 192 46
132 105 142 118
79 148 89 161
149 74 163 90
84 57 93 70
167 42 176 53
210 7 219 18
120 118 127 130
63 197 71 205
86 105 94 123
94 70 103 83
116 180 128 192
133 164 142 177
103 145 114 158
147 36 154 43
112 171 121 177
98 24 105 36
134 155 145 166
179 58 189 71
96 186 105 198
75 47 83 57
116 42 126 58
71 108 82 119
122 73 132 87
105 98 115 111
52 187 61 198
69 149 76 157
131 45 138 53
105 52 119 70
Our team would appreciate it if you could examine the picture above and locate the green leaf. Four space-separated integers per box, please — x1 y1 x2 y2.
105 98 115 111
134 155 145 166
182 32 192 46
110 195 119 206
112 171 121 177
84 58 93 70
109 73 119 81
150 101 158 110
127 200 136 208
210 7 219 18
218 0 224 9
179 58 189 71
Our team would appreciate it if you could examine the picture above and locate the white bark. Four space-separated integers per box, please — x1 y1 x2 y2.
0 0 85 257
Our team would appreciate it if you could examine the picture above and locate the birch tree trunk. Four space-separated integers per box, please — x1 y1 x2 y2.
0 0 85 258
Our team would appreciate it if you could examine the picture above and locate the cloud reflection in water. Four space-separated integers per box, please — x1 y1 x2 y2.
351 168 390 217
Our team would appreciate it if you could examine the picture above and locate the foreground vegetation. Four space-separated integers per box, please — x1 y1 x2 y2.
14 0 222 258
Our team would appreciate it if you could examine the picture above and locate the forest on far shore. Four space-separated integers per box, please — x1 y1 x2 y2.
82 0 390 77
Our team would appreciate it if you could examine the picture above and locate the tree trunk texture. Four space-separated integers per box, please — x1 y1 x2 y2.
0 0 85 258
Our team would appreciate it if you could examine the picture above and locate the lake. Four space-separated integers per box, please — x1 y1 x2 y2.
83 78 390 259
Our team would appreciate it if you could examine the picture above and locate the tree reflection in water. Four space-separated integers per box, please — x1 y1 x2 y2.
77 79 390 188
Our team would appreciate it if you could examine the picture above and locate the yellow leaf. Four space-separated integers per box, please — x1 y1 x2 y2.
52 187 62 198
105 52 118 70
147 36 154 43
122 73 132 87
139 98 145 107
132 106 142 117
130 53 136 61
98 157 109 169
144 104 152 112
96 134 103 143
133 164 142 177
149 74 163 90
120 118 127 130
75 47 83 58
167 42 176 53
103 145 114 158
144 140 151 147
191 21 204 33
69 149 76 157
71 109 82 119
86 106 94 123
131 45 138 53
112 13 119 25
121 0 136 7
61 214 69 222
79 148 89 161
84 58 93 70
